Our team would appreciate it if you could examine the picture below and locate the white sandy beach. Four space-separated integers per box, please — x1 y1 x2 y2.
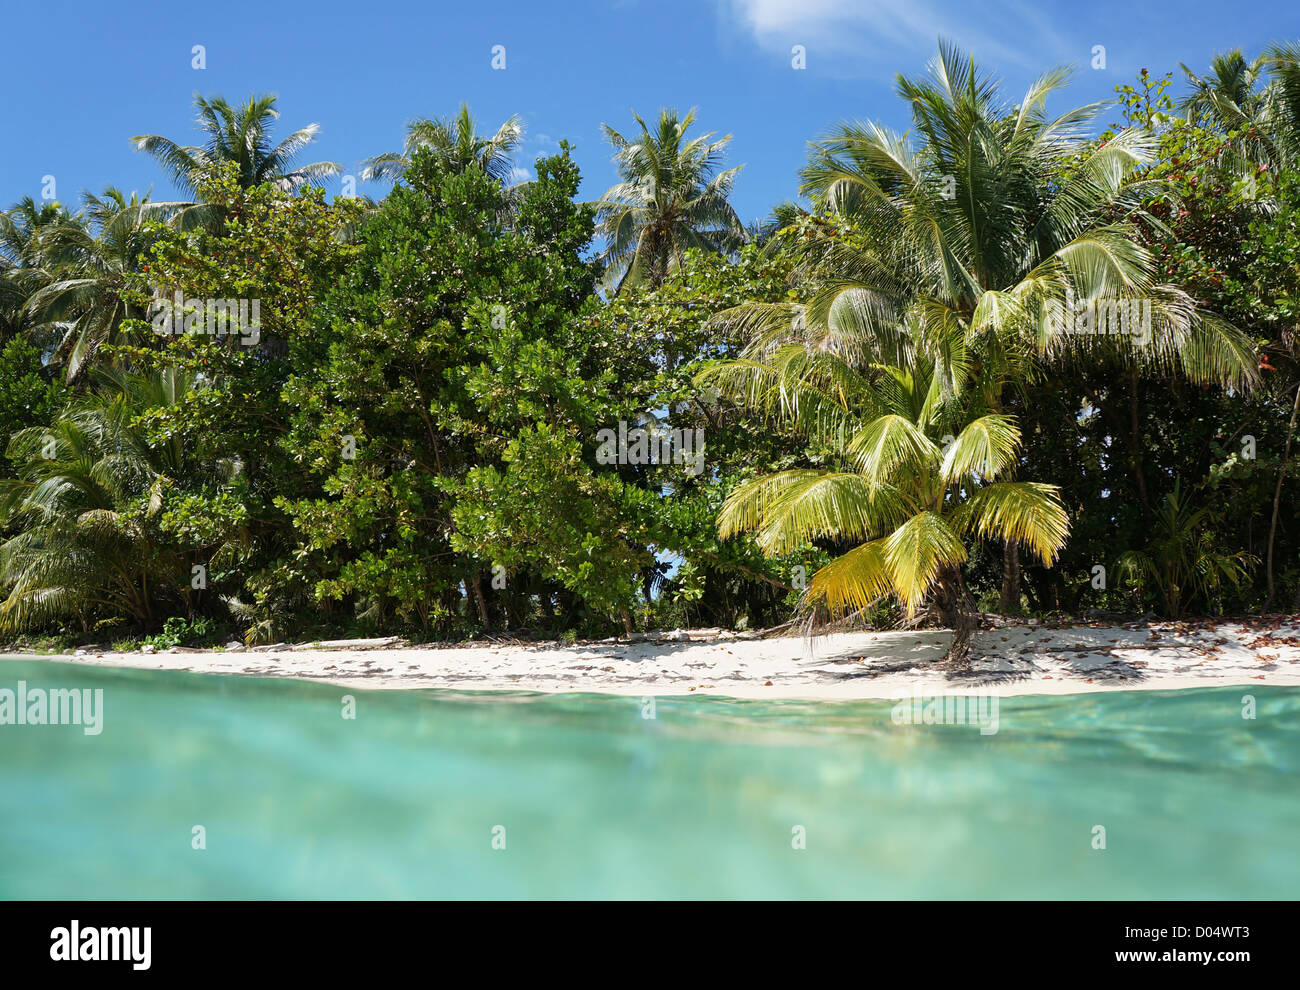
11 617 1300 698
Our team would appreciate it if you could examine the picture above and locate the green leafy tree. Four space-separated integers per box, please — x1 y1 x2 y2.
0 337 64 477
281 146 647 635
599 245 817 629
116 165 365 640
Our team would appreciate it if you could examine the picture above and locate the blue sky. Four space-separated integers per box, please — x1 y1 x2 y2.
4 0 1298 225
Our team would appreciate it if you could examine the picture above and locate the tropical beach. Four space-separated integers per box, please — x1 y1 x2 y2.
15 618 1300 698
1 0 1299 951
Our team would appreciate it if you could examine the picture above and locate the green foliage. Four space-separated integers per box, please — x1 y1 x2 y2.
5 48 1300 646
143 615 217 650
0 337 64 475
0 370 210 633
278 146 649 633
1115 481 1257 617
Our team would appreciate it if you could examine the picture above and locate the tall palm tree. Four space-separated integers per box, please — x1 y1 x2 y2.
592 108 746 292
0 198 68 341
1260 41 1300 166
780 43 1253 387
21 188 158 382
709 42 1256 635
133 93 341 199
360 104 524 183
0 198 67 268
1179 50 1268 125
1178 43 1300 169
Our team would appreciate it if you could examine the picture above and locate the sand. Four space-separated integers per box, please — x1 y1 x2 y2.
11 617 1300 699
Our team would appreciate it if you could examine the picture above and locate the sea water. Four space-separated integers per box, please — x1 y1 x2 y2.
0 659 1296 899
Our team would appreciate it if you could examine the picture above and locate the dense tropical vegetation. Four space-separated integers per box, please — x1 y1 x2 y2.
3 41 1300 653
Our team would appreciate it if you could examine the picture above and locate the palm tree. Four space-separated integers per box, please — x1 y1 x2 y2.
592 108 746 292
1178 43 1300 168
721 42 1256 618
133 94 341 201
360 104 524 183
785 43 1253 383
1115 480 1256 618
0 198 69 341
699 350 1069 663
1179 50 1268 125
1260 41 1300 166
20 188 158 382
0 367 237 633
0 370 179 631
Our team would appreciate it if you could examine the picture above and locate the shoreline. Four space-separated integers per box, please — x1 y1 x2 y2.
4 618 1300 699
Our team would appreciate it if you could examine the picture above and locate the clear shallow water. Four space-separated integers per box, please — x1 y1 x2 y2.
1 659 1297 899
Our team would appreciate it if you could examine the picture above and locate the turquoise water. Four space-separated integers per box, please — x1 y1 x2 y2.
1 659 1297 899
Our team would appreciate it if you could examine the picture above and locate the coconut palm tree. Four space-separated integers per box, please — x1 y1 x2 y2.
0 367 236 633
719 42 1256 620
782 43 1254 387
1178 50 1268 126
1178 43 1300 168
0 198 68 341
1260 41 1300 166
20 188 159 382
360 104 524 183
132 94 341 229
699 347 1069 663
0 370 179 631
592 108 746 292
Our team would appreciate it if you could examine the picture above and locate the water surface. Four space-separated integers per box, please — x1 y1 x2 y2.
1 659 1296 898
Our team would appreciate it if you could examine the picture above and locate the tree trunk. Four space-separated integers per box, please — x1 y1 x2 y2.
469 573 491 632
935 566 976 666
620 608 634 636
1264 380 1300 610
999 537 1020 614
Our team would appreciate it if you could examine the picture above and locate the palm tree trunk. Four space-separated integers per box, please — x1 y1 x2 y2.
1264 380 1300 610
936 566 976 666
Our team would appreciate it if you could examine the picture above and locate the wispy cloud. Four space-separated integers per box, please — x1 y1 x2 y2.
720 0 1075 75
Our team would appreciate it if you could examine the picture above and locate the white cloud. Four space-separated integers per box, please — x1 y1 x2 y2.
722 0 1073 73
